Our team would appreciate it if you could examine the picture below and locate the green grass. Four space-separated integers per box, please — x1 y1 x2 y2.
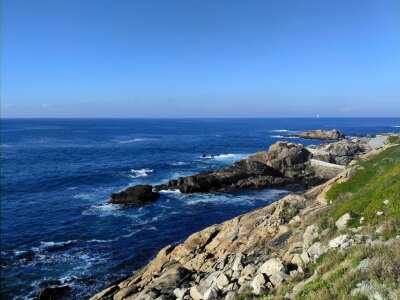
326 143 400 227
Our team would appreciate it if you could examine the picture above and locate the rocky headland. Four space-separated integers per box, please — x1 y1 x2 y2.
284 129 345 140
91 137 400 300
87 133 400 300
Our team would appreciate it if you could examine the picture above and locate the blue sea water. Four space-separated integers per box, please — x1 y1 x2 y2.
1 118 399 299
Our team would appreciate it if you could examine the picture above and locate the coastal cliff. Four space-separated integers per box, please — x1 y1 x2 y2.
90 134 400 300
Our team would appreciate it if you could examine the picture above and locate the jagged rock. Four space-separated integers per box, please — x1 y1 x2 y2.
300 252 311 264
190 285 207 300
351 281 387 300
238 264 257 285
110 185 159 206
336 213 352 230
286 129 344 140
328 235 350 248
302 224 319 250
251 273 268 295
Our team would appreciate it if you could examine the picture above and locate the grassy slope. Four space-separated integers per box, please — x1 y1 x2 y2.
236 137 400 299
296 138 400 299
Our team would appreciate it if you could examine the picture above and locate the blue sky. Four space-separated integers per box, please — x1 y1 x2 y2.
1 0 400 117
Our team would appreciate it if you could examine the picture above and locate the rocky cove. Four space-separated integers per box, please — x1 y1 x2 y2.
85 131 400 300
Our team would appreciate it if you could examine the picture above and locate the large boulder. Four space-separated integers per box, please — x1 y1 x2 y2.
110 185 160 206
286 129 345 140
37 286 70 300
249 142 312 179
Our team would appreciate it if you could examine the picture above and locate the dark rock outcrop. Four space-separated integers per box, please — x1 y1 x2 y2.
110 185 159 206
37 286 70 300
110 139 369 206
155 142 314 193
286 129 344 140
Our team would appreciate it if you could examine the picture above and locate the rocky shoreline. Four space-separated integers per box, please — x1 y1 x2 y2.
85 133 399 300
110 130 370 207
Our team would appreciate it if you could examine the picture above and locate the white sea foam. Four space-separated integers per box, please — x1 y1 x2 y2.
271 129 290 132
170 161 188 166
130 168 153 178
119 138 158 144
270 135 298 139
38 240 79 250
159 189 182 194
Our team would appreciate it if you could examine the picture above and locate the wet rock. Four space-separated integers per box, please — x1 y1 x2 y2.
110 185 159 206
37 285 70 300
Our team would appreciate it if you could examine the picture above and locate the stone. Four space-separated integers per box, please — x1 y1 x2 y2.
269 272 289 287
351 281 386 300
190 285 207 300
215 273 230 289
383 199 390 205
336 213 352 230
302 224 319 250
357 258 372 271
110 185 159 206
307 242 327 260
328 235 350 248
251 273 268 295
258 258 286 276
238 264 257 285
225 291 238 300
174 288 188 299
376 211 384 216
300 252 311 264
203 285 219 300
291 254 304 267
360 217 365 224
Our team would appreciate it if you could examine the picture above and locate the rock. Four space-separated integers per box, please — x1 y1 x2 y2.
250 273 268 295
258 258 286 276
336 213 352 230
231 253 244 277
360 217 365 224
37 286 70 300
203 285 219 300
238 264 257 285
383 199 390 205
357 258 372 271
302 224 319 250
174 288 188 299
286 129 345 140
351 281 387 300
258 258 289 287
110 185 159 206
225 291 238 299
291 254 304 267
215 273 230 289
190 285 207 300
307 242 327 260
328 235 350 248
300 252 311 264
376 211 384 216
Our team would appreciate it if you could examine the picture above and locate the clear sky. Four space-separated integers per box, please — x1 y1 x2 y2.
1 0 400 118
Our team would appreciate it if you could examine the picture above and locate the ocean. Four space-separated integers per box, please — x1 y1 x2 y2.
1 118 399 299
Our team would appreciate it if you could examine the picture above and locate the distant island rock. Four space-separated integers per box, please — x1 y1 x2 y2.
109 185 159 206
285 129 345 140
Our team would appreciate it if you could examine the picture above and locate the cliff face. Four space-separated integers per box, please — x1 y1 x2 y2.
91 135 400 300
